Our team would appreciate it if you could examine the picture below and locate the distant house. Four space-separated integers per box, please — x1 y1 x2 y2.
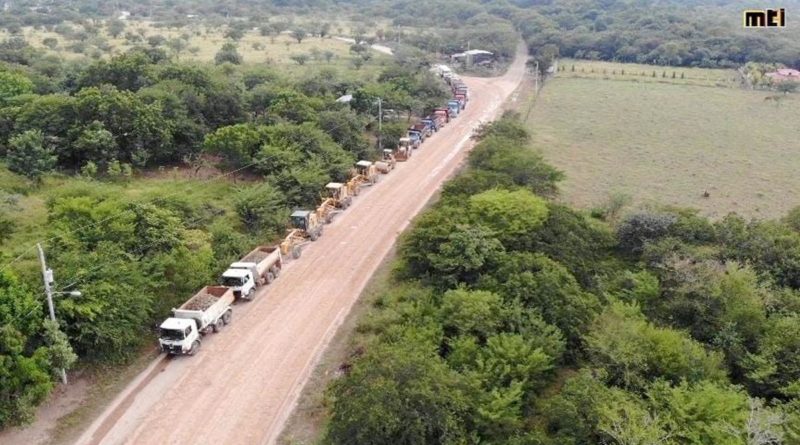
766 68 800 82
451 49 494 67
118 11 131 20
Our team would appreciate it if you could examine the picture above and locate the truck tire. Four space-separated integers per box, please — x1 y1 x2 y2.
292 246 302 259
271 266 281 278
266 271 275 284
212 318 224 333
246 288 255 300
309 231 318 241
222 309 232 325
188 340 200 356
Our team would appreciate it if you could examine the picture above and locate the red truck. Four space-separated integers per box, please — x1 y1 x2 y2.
433 108 450 124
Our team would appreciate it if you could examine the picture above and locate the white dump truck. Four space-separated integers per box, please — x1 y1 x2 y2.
220 245 283 300
158 286 234 356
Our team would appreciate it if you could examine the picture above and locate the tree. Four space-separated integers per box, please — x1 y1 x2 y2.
166 38 188 59
617 212 677 254
233 183 289 235
215 41 242 65
107 19 125 38
42 37 58 49
585 301 726 390
0 70 34 104
224 27 245 41
467 189 549 246
326 343 472 445
146 34 167 48
0 271 53 427
777 81 798 95
440 288 504 340
291 28 307 44
202 123 263 168
290 53 309 65
73 121 118 166
6 129 57 184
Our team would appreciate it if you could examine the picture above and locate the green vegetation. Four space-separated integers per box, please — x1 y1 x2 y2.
0 11 450 426
527 63 800 219
322 115 800 444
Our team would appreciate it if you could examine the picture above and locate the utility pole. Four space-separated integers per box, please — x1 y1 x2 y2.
377 97 382 152
37 243 67 385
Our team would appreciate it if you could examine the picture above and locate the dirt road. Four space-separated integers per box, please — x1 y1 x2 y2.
74 43 527 445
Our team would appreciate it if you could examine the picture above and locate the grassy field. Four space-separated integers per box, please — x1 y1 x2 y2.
2 20 392 78
527 62 800 220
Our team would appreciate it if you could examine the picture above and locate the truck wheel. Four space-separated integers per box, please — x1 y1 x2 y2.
292 246 302 259
271 266 281 278
212 318 224 333
222 310 232 325
325 214 333 224
309 231 318 241
266 271 275 284
188 340 200 356
246 288 255 300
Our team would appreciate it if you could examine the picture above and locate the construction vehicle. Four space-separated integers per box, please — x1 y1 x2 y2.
220 246 282 300
280 210 324 259
410 122 431 141
159 286 234 356
316 182 354 223
407 130 423 148
434 107 450 124
353 160 380 185
345 160 380 196
421 116 440 133
376 149 397 173
447 100 461 118
454 93 467 110
395 137 414 160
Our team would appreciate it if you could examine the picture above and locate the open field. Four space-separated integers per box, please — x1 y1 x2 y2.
2 20 392 77
527 64 800 220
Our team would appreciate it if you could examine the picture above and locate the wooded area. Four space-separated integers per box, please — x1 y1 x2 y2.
0 16 449 426
323 115 800 444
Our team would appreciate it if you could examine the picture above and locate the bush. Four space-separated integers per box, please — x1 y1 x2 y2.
617 212 677 254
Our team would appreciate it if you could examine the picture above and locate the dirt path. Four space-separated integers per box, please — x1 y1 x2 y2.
72 42 527 445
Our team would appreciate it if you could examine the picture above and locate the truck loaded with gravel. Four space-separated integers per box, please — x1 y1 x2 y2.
158 286 234 356
220 245 283 300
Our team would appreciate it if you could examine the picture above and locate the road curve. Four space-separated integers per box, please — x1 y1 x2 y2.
74 42 528 445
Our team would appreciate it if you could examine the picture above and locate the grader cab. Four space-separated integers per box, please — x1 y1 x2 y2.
376 149 396 173
280 210 324 259
346 160 380 195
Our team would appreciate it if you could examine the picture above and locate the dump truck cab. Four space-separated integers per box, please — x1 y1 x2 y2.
434 108 450 123
220 266 256 299
447 100 460 117
159 317 199 355
421 117 439 132
408 129 423 146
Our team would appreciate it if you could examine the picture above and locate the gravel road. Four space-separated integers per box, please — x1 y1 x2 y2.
73 42 528 445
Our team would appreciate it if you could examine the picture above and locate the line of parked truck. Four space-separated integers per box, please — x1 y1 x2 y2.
157 65 469 356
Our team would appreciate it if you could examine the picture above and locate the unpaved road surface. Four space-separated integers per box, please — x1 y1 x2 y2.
73 43 527 445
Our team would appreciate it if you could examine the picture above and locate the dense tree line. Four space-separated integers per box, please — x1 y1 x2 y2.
323 114 800 444
0 37 448 426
